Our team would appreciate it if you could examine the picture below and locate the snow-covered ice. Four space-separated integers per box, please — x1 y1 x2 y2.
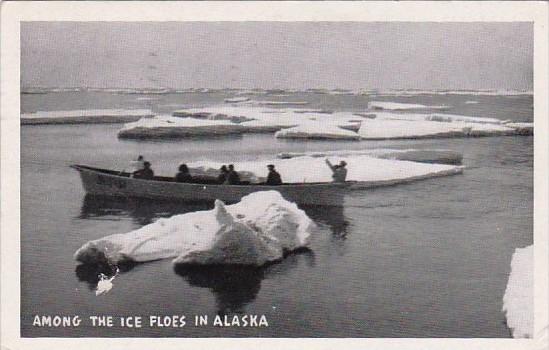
74 191 314 266
21 109 154 125
368 101 450 110
275 123 360 140
188 155 463 185
374 111 504 125
118 115 247 138
464 100 479 104
502 245 533 338
358 119 518 140
276 149 463 165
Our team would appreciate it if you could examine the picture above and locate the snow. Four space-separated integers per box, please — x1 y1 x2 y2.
374 112 504 125
188 155 462 185
358 119 517 140
74 191 314 266
276 149 463 165
21 109 154 125
275 123 360 140
118 115 247 138
502 245 533 338
368 101 450 110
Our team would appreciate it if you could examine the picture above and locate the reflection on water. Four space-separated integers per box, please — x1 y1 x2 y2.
173 249 315 315
302 205 349 239
174 265 264 315
79 194 213 225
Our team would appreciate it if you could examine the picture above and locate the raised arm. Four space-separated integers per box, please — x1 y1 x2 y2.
325 158 335 170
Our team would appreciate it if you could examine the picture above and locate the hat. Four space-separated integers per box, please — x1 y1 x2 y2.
339 160 347 167
267 164 275 169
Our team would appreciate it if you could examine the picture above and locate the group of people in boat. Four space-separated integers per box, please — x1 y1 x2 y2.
130 155 348 184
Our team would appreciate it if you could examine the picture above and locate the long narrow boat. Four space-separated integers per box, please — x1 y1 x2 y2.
71 165 350 206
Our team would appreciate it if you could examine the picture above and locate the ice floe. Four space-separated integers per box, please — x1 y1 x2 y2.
21 109 154 125
224 97 250 103
464 100 479 104
276 149 463 165
503 245 533 338
357 119 521 140
74 191 313 266
188 155 462 185
368 101 450 110
275 123 360 140
118 115 247 138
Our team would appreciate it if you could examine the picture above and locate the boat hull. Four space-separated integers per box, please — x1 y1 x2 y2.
72 165 348 206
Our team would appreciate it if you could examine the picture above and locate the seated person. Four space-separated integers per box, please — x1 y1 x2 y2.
265 164 282 185
225 164 240 185
133 161 154 180
175 163 193 183
218 165 229 184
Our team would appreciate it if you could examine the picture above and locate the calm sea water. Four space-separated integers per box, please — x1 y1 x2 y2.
20 91 533 337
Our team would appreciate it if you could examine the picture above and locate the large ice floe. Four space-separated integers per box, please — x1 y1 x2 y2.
368 101 450 110
276 148 463 165
502 245 533 338
275 123 361 140
21 109 154 125
74 191 313 266
357 117 531 140
188 154 462 185
117 105 532 140
118 115 247 138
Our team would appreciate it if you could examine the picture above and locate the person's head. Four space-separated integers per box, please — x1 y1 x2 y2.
228 164 235 171
339 160 347 168
143 161 151 169
137 155 144 161
267 164 275 171
220 165 228 173
179 164 189 173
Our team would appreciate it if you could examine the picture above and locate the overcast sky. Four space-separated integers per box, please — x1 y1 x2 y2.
21 22 533 90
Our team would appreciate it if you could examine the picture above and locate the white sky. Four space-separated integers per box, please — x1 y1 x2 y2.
21 22 533 90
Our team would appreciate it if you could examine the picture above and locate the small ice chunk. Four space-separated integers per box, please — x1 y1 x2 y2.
368 101 450 110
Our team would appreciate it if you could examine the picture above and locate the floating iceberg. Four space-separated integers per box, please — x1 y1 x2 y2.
21 109 154 125
503 122 534 135
118 115 247 139
502 245 533 338
358 119 519 140
374 112 504 125
368 101 450 110
275 123 360 140
464 100 479 104
74 191 313 266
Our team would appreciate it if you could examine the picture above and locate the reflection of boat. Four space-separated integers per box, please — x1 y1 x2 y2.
72 165 349 206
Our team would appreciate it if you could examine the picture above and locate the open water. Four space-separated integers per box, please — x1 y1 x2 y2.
20 90 532 337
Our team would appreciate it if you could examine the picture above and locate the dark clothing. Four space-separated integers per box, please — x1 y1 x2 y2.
133 168 154 180
266 170 282 185
225 170 240 185
218 172 228 184
175 172 192 183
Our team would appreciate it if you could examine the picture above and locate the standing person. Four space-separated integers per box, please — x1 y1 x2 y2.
217 165 229 184
325 158 348 183
265 164 282 185
225 164 240 185
130 155 145 177
175 164 193 183
134 161 154 180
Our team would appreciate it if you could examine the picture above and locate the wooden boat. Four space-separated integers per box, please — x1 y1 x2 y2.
71 165 350 206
